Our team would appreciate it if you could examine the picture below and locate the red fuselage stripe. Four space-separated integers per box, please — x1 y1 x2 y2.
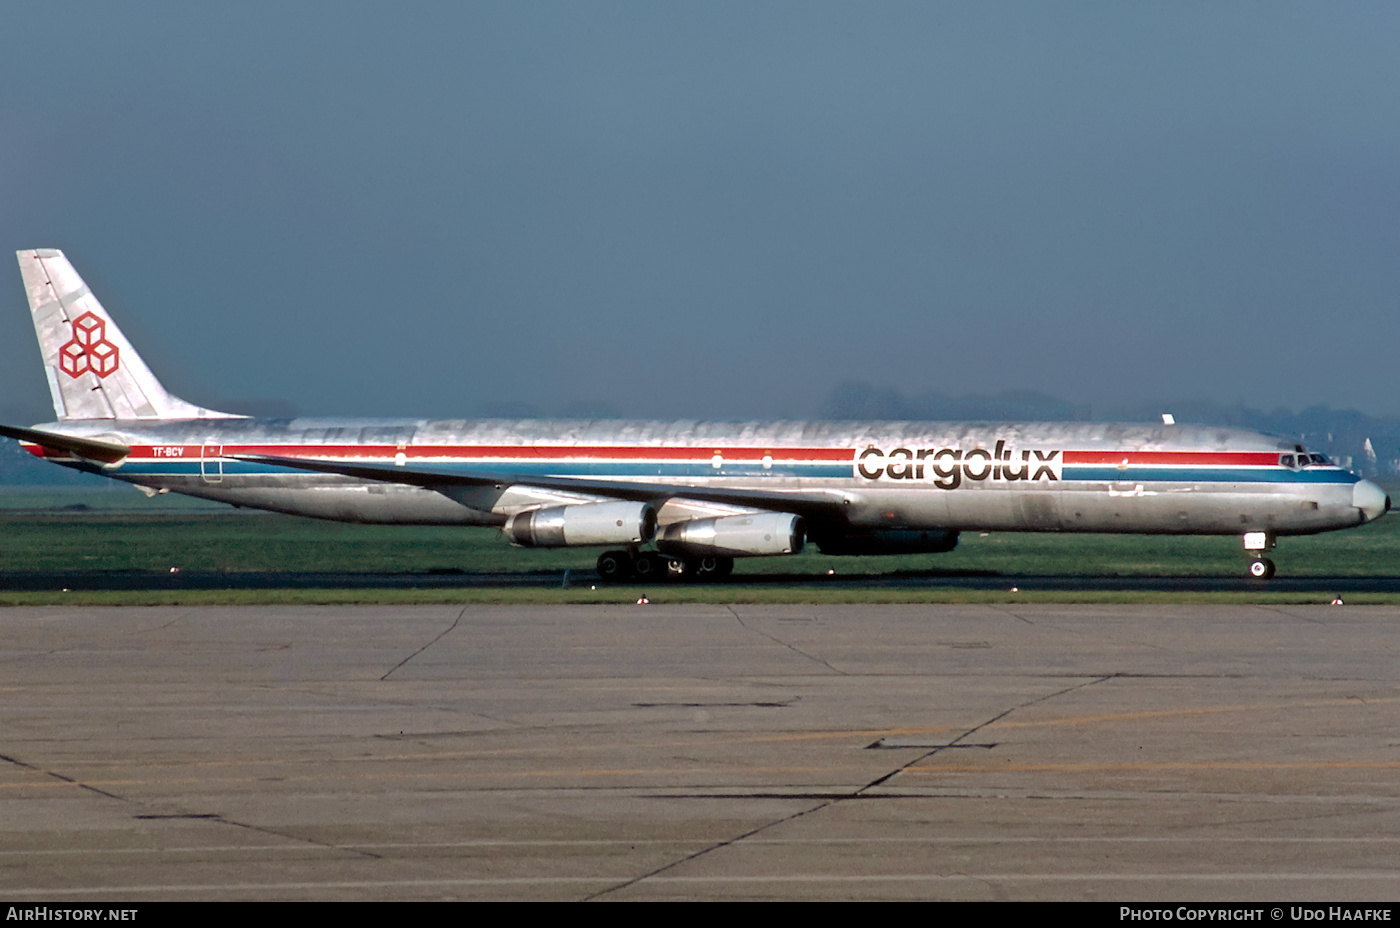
121 445 1285 466
126 444 857 461
1062 451 1280 466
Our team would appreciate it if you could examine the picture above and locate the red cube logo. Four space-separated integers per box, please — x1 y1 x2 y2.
73 312 106 346
58 311 121 379
89 340 120 377
59 339 89 377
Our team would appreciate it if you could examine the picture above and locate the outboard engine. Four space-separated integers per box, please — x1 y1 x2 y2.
507 501 657 548
656 512 804 558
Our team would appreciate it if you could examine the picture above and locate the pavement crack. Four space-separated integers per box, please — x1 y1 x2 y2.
0 752 126 802
204 816 383 859
990 605 1037 625
587 675 1115 900
152 611 192 632
0 749 378 864
865 674 1113 791
381 605 469 680
586 662 1116 898
723 605 845 675
584 795 836 901
1 750 382 860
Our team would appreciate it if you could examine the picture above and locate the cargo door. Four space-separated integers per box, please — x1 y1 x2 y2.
201 441 223 484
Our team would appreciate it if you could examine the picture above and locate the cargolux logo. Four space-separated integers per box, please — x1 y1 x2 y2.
58 312 120 379
855 441 1062 489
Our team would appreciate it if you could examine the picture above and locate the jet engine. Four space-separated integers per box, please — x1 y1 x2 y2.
506 501 657 548
656 512 805 558
813 529 960 556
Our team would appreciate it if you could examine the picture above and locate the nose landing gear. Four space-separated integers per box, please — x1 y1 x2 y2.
1243 531 1276 580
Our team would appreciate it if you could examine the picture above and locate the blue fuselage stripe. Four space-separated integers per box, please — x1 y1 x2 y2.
1061 466 1357 484
107 458 1359 486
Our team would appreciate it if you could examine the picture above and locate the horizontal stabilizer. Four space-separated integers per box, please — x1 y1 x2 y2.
0 424 130 464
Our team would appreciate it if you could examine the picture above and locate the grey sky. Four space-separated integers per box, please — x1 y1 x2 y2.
1 2 1396 422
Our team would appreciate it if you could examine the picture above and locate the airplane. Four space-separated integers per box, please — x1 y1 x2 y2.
1 249 1390 582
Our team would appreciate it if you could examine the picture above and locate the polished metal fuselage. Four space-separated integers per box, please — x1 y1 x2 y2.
28 416 1374 538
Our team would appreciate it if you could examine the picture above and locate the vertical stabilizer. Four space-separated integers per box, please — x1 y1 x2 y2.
18 249 240 420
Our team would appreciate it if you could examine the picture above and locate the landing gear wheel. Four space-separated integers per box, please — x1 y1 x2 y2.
693 556 721 582
631 551 660 580
693 556 734 581
1248 557 1276 580
665 557 691 581
597 550 632 583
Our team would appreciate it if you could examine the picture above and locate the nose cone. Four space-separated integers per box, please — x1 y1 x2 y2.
1352 479 1390 523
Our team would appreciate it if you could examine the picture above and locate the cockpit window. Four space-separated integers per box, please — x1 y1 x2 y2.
1280 452 1332 468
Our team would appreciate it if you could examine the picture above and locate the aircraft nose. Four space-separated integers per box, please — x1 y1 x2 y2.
1352 479 1390 523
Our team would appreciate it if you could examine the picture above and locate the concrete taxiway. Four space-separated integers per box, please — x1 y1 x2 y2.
1 603 1397 901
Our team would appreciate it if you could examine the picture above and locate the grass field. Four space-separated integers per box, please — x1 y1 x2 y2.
2 485 1397 604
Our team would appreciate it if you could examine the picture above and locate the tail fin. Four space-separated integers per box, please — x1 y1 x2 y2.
18 249 240 420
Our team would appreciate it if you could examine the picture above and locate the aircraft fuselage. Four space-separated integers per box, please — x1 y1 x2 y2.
24 416 1380 541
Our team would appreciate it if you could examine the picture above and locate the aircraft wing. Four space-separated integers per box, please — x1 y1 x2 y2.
229 452 851 518
0 424 130 464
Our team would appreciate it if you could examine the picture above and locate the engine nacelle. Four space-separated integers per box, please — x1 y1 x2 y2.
813 529 960 556
656 512 805 558
507 501 657 548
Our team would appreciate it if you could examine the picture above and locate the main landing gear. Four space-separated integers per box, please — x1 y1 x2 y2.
1243 531 1276 580
596 549 735 583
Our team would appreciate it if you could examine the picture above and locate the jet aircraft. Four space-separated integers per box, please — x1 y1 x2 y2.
2 249 1389 581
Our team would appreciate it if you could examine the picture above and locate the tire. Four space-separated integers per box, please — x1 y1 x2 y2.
694 556 734 582
596 550 631 582
632 551 659 580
